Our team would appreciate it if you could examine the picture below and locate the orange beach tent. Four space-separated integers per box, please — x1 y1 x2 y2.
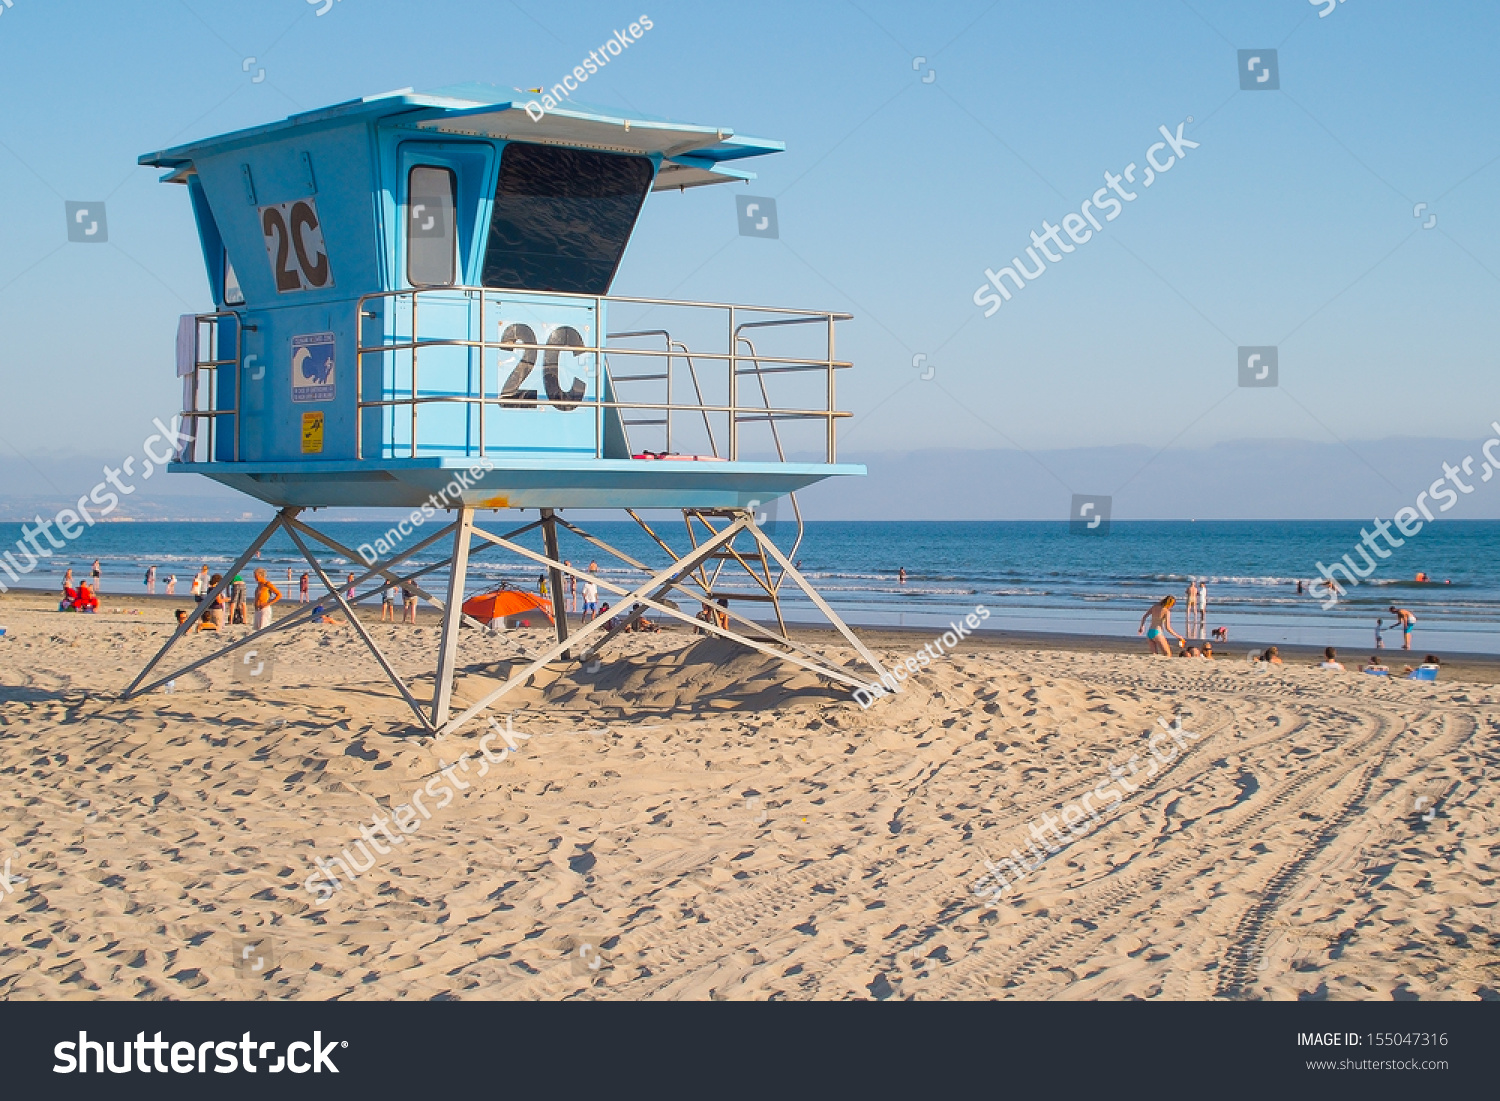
462 588 554 625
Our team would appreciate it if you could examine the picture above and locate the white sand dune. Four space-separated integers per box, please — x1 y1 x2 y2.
0 593 1495 1000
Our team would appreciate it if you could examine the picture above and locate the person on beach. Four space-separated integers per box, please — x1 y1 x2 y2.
564 561 576 611
1389 606 1416 650
64 567 74 590
346 573 356 601
299 572 310 603
1197 581 1209 638
252 569 281 630
230 574 248 625
899 567 906 585
200 575 225 631
1318 647 1345 671
195 565 209 599
402 584 418 624
1184 580 1199 636
73 581 98 613
538 572 549 600
1138 595 1184 656
380 586 394 622
166 574 177 595
286 567 293 584
145 566 156 594
1261 646 1283 665
175 608 188 628
1403 655 1441 680
1362 656 1389 676
91 560 101 587
581 575 599 622
1375 618 1386 650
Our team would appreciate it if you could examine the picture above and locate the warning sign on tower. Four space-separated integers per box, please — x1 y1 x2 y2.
301 411 324 454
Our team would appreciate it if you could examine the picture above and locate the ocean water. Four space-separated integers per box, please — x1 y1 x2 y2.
3 518 1497 654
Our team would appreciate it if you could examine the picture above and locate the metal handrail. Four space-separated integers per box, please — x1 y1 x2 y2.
734 327 813 589
355 285 852 463
180 312 241 463
605 329 721 458
359 336 843 371
356 395 840 418
176 289 851 466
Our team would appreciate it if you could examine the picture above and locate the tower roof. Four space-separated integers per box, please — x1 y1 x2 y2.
140 84 783 191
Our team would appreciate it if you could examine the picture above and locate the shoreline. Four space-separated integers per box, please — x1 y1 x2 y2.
5 586 1493 685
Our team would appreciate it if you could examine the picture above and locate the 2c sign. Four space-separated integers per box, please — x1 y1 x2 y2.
498 323 589 411
258 197 335 293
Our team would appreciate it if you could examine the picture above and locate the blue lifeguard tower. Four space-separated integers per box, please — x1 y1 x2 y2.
124 86 889 735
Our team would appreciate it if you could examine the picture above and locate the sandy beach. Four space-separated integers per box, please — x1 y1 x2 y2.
0 588 1495 1001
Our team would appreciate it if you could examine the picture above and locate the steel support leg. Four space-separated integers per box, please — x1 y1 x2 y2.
283 522 436 732
744 513 893 687
432 507 474 727
122 508 296 698
125 519 448 699
541 508 571 659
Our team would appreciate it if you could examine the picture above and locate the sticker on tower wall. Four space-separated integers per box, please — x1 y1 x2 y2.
301 411 325 454
291 332 336 403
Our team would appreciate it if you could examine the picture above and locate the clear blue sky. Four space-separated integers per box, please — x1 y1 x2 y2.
1 0 1497 478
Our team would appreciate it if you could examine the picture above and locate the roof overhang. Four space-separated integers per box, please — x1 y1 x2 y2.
401 102 781 190
141 87 783 190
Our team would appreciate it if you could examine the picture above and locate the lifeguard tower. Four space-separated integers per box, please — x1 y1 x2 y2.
124 85 890 736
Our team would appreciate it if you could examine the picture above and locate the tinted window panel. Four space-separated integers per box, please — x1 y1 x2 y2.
482 143 652 294
407 165 457 286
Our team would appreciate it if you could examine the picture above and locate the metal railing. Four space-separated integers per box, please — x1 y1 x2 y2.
354 286 853 462
179 312 242 462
